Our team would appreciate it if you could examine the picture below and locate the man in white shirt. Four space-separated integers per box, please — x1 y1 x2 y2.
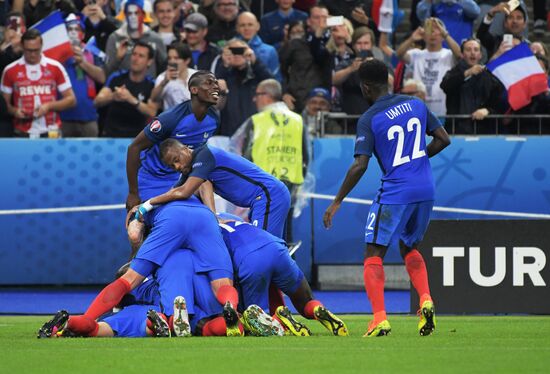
396 17 462 117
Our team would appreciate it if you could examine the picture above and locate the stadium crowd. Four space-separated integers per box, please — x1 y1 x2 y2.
0 0 549 138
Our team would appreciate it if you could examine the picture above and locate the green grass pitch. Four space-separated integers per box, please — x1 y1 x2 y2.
2 315 550 373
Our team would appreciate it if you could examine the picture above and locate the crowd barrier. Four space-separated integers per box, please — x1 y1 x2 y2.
0 136 549 288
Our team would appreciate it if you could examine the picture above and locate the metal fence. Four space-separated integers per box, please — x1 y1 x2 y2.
316 112 550 137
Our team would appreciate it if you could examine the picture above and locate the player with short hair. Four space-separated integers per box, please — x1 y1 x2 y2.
323 58 451 337
136 141 291 239
217 214 348 336
125 70 221 210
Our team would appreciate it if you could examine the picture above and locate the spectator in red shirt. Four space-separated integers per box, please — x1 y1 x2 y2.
0 29 76 138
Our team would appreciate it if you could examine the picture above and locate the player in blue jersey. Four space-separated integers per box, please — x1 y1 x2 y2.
136 140 291 239
125 70 221 210
323 59 451 338
217 214 348 336
125 70 222 252
62 199 242 338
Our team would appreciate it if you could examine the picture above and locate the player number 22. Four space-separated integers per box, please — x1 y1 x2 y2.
387 117 426 167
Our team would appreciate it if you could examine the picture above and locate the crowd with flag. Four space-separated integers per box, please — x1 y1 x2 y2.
0 0 549 137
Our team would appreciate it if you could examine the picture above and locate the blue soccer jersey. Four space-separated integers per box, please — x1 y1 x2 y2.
140 101 219 178
219 220 303 311
355 94 442 204
219 220 286 267
188 145 288 208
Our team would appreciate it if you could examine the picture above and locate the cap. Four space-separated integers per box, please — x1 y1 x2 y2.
183 12 208 31
307 87 331 102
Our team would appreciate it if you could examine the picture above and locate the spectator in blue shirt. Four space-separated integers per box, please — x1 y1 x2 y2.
417 0 480 46
259 0 308 49
236 11 282 82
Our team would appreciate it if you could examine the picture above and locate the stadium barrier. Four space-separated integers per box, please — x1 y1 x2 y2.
1 135 549 294
315 113 550 136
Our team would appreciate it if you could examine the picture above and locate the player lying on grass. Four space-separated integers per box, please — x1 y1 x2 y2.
55 200 242 338
39 250 253 338
218 213 349 336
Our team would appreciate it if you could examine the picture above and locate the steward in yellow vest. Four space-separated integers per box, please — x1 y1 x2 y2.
248 103 305 184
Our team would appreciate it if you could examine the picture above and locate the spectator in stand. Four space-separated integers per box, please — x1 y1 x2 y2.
531 41 549 57
104 0 166 77
236 11 281 82
1 29 76 138
319 0 379 37
23 0 77 28
416 0 480 46
301 87 341 136
0 12 25 73
324 17 354 112
95 41 158 137
401 78 427 101
259 0 308 49
151 42 197 110
82 0 118 52
476 1 528 39
509 53 550 134
397 18 461 117
216 38 273 136
250 0 277 20
152 0 180 47
440 38 505 134
206 0 240 48
333 26 386 116
279 19 331 113
476 2 528 59
61 14 106 137
182 12 221 72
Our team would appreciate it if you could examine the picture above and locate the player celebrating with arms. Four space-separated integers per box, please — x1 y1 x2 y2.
323 59 450 337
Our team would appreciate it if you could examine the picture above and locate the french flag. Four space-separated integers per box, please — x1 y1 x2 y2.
372 0 403 33
487 42 548 110
31 11 73 63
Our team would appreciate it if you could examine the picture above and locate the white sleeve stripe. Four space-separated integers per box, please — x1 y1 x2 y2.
0 85 12 94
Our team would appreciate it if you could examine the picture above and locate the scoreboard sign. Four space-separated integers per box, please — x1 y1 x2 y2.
411 220 550 314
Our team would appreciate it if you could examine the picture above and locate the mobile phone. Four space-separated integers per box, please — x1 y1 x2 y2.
503 34 513 45
357 50 373 59
229 47 246 55
507 0 520 12
326 16 344 27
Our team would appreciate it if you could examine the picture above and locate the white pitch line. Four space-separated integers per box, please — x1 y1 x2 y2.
0 204 125 215
0 194 549 220
301 192 550 219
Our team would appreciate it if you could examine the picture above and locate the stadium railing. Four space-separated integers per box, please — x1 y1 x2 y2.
316 113 550 136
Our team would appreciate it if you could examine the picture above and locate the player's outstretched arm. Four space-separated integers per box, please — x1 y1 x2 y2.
426 127 451 158
323 155 370 229
126 131 155 210
150 177 206 205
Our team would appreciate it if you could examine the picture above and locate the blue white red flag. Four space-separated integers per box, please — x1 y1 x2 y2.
31 11 73 63
487 42 548 110
372 0 404 33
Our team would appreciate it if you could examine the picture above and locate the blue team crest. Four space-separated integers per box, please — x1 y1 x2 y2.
150 120 162 133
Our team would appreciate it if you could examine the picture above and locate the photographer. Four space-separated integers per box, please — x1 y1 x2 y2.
215 38 273 136
333 26 385 116
151 42 197 110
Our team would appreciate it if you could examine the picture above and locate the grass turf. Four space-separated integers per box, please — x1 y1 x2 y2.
2 315 550 373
